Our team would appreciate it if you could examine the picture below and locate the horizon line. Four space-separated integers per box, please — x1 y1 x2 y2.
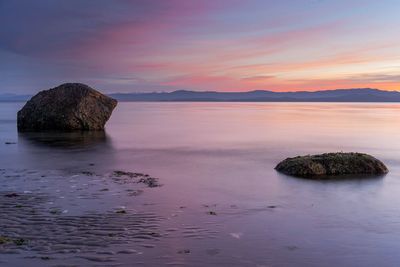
2 87 400 96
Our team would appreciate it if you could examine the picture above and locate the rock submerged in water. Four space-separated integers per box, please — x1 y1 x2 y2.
275 152 388 178
17 83 117 131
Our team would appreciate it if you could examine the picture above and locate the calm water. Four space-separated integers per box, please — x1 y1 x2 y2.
1 102 400 267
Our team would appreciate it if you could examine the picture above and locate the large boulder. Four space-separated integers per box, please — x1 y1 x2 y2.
17 83 117 131
275 152 388 178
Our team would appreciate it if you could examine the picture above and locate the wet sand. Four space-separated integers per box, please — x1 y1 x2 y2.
1 168 269 266
0 169 165 265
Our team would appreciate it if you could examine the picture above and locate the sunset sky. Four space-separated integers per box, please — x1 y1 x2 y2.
1 0 399 93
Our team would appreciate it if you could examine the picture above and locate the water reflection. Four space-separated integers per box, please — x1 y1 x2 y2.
18 130 110 149
277 172 387 182
16 131 115 170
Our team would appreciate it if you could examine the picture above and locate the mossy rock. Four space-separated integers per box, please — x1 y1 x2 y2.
275 152 388 178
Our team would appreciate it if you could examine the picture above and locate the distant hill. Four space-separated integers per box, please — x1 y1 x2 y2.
2 88 400 102
109 88 400 102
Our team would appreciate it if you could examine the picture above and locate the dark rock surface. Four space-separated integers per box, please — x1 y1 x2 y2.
17 83 117 131
275 152 388 178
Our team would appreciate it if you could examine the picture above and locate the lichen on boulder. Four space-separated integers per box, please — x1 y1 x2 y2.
275 152 388 178
17 83 117 131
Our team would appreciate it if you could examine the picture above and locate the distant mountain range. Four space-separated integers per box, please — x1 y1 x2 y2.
2 88 400 102
110 88 400 102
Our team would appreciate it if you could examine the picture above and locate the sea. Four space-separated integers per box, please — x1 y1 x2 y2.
1 102 400 267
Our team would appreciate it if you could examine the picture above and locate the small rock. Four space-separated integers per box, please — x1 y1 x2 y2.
128 190 143 196
49 209 62 215
148 232 161 237
117 249 138 254
177 249 191 254
138 177 160 187
115 209 126 214
14 238 26 246
141 244 155 248
5 193 19 198
286 245 299 251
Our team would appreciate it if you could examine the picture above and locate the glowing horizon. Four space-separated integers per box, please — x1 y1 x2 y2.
1 0 399 94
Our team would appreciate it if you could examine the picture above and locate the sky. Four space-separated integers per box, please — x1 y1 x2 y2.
1 0 399 94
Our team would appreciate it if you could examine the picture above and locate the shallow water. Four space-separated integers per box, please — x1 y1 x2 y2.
1 102 400 266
